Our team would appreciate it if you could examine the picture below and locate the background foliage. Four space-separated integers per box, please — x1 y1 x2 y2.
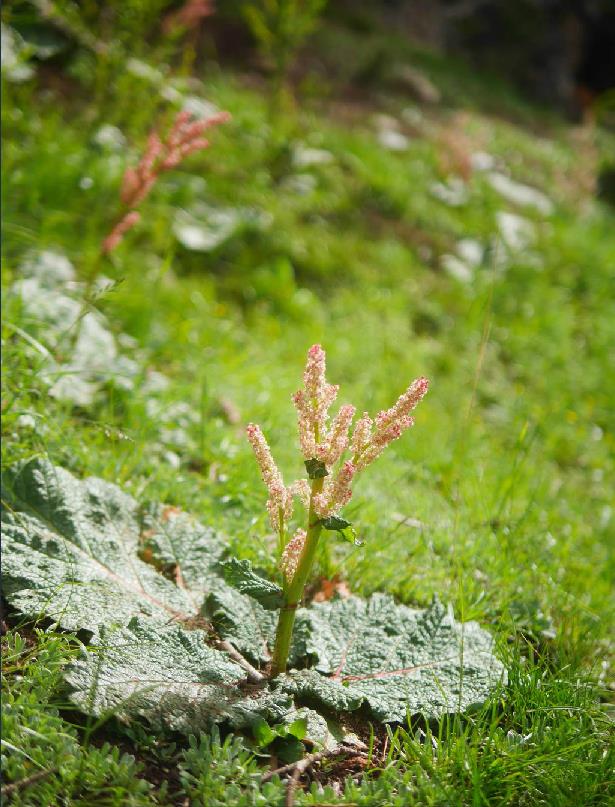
2 0 614 804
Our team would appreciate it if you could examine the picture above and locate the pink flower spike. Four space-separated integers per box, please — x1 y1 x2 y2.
101 210 141 255
322 404 356 466
102 106 229 255
246 423 284 498
303 344 326 406
314 460 356 517
292 389 317 459
288 479 310 509
280 529 307 583
350 412 373 457
375 376 430 430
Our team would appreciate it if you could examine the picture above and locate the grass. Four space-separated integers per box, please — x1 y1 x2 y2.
2 7 615 805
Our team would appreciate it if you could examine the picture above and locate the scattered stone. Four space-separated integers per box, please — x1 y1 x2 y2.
16 413 37 430
1 24 34 83
496 211 535 251
182 95 220 120
430 177 469 207
282 173 318 195
401 106 424 127
470 151 496 172
440 237 484 282
173 207 241 252
20 250 76 287
372 113 401 131
126 58 164 85
441 254 473 282
142 370 171 394
293 145 334 167
486 171 554 215
377 129 410 152
11 269 139 406
456 238 484 267
92 124 126 151
163 450 182 469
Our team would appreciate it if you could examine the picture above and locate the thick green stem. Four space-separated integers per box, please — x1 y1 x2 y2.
270 477 324 677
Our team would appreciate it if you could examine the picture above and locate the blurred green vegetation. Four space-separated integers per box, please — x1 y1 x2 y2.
2 2 614 804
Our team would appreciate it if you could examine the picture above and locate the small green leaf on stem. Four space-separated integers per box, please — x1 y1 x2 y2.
304 458 328 479
320 516 363 546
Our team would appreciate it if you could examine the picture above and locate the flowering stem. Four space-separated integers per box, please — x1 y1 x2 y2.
270 477 324 677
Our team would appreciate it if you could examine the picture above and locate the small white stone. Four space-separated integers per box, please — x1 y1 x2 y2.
487 171 554 215
20 250 76 287
163 450 182 469
456 238 483 267
430 177 469 207
92 124 126 151
293 145 334 167
283 173 317 195
441 254 473 282
373 113 400 131
377 129 409 152
16 413 36 430
470 151 496 172
182 95 219 119
126 58 163 84
496 211 535 251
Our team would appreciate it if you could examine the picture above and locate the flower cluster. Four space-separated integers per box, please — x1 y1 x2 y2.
291 345 429 517
247 344 429 536
291 345 356 466
246 423 308 532
102 107 230 254
280 529 307 583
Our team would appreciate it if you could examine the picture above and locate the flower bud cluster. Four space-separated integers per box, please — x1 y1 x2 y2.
280 529 307 583
313 461 356 517
246 423 307 532
351 376 429 470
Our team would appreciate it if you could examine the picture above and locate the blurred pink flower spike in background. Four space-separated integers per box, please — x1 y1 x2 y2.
102 107 230 254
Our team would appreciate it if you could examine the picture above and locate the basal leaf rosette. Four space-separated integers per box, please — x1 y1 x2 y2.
1 457 506 738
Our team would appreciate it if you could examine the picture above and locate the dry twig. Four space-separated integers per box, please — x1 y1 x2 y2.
261 744 367 806
1 769 53 798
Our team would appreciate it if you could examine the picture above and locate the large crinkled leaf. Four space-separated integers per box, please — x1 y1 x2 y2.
278 669 363 714
205 585 277 664
288 594 506 722
140 502 226 593
65 621 294 732
140 506 278 665
0 458 222 635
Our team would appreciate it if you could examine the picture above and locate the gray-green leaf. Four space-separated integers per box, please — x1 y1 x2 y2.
218 558 284 610
65 620 294 732
288 594 507 722
1 459 204 636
